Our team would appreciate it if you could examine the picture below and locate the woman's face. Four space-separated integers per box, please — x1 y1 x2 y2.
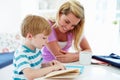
58 12 80 33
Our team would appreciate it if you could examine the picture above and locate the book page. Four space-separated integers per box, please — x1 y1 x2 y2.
44 69 80 78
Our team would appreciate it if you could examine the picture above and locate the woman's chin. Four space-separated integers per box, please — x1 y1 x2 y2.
61 29 67 33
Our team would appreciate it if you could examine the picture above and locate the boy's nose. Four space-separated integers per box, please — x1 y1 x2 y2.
45 39 48 43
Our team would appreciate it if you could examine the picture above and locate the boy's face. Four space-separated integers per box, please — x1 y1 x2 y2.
31 33 48 49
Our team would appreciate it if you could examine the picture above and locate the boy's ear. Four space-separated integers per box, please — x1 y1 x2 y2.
26 33 33 39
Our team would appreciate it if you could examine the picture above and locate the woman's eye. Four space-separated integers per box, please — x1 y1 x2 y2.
72 25 76 27
65 20 69 24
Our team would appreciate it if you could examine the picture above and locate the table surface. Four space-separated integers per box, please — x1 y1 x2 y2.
35 62 120 80
1 62 120 80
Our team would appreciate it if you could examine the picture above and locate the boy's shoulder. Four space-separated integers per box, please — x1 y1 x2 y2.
14 45 28 54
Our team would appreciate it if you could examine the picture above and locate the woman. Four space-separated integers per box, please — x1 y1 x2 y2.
41 0 92 63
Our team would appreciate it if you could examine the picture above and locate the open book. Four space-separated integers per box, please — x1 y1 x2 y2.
44 65 84 79
44 68 80 78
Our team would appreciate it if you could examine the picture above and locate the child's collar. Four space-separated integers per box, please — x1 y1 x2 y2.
22 45 36 53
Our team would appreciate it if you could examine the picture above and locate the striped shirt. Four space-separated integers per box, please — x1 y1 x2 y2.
13 45 43 80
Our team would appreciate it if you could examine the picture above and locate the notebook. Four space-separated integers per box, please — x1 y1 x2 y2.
92 53 120 68
0 51 14 68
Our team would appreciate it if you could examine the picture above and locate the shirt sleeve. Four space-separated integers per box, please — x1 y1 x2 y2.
15 53 31 74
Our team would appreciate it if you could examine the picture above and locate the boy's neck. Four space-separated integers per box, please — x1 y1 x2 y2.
24 41 36 51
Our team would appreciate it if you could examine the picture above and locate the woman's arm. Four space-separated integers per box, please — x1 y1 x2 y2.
46 40 79 63
46 36 92 63
46 40 65 56
55 36 92 63
80 36 92 52
56 50 79 63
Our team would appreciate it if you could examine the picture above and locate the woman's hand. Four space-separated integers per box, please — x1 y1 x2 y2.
56 50 79 63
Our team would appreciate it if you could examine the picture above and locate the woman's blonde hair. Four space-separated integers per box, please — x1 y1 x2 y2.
21 15 51 37
56 0 85 50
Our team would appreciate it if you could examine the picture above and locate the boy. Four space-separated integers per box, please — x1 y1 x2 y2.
13 15 65 80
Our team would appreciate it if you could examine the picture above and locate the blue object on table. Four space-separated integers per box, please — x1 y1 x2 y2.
65 65 84 74
92 53 120 68
109 53 120 59
0 51 14 69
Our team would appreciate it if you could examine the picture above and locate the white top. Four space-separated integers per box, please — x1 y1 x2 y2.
58 42 67 48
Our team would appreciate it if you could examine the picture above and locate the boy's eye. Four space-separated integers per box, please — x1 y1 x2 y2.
43 37 46 39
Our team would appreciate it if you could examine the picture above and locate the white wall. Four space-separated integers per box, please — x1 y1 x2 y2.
20 0 39 20
0 0 119 54
0 0 21 33
0 0 40 33
81 0 120 54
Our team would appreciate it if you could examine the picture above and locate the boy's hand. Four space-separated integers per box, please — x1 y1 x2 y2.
41 60 62 67
53 63 66 71
50 60 66 71
49 60 61 66
42 60 66 71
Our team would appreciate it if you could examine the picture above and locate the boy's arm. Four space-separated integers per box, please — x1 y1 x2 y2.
22 63 65 80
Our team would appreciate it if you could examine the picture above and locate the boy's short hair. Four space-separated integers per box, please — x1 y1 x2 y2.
21 15 51 37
